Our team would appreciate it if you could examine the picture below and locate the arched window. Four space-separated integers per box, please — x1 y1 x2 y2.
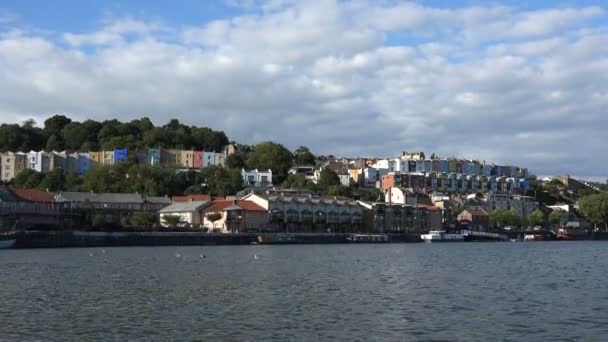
286 209 299 223
340 211 351 224
328 211 339 224
301 210 313 223
315 211 326 224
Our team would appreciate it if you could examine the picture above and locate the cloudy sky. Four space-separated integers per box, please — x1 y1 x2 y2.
0 0 606 179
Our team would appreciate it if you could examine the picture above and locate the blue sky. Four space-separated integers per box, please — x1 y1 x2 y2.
2 0 605 32
0 0 607 180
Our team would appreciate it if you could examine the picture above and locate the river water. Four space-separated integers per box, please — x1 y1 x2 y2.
1 242 608 341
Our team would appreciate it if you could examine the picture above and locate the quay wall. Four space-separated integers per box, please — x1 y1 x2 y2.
14 231 424 248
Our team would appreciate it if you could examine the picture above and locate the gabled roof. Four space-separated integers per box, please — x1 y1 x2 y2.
203 200 266 212
172 194 212 202
10 188 55 203
145 196 172 205
463 208 489 216
159 201 209 213
55 192 144 204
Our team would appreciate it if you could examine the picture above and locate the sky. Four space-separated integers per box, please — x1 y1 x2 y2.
0 0 606 180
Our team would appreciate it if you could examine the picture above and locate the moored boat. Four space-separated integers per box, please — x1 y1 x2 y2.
347 234 390 243
420 230 464 243
0 231 16 249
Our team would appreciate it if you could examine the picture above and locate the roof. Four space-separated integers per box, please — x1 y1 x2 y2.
10 188 55 203
417 204 441 211
55 192 144 204
203 200 266 212
463 208 489 216
159 201 210 213
145 196 172 204
172 194 212 202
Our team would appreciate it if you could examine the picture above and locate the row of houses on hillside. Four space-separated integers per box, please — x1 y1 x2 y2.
0 146 235 181
382 172 532 195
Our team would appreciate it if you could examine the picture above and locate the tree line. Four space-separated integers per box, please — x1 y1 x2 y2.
0 115 229 152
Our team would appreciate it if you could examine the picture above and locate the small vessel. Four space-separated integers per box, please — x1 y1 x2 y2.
420 230 464 243
0 231 16 249
347 234 390 243
556 228 589 240
256 234 296 245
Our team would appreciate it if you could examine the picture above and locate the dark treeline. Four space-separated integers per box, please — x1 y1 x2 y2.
0 115 229 152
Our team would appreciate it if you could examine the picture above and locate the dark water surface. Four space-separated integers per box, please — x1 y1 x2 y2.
2 242 608 341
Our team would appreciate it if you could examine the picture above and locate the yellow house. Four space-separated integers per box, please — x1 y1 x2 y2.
0 152 27 181
103 151 115 165
181 150 194 168
88 151 103 168
161 149 181 166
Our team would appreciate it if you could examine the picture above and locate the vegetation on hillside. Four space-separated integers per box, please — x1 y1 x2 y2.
0 115 229 152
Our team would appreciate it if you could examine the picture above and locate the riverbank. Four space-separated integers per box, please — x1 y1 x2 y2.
8 230 608 249
12 231 422 249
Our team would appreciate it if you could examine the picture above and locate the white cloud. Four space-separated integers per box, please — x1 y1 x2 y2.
0 1 607 178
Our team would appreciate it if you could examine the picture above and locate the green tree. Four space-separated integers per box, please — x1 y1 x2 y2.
246 142 293 184
359 188 384 202
225 153 246 169
62 122 90 151
549 209 563 228
127 212 157 228
44 115 72 137
294 146 316 165
528 209 545 227
39 169 66 191
282 173 308 189
489 208 505 228
326 185 352 197
579 193 608 230
503 209 522 227
13 169 45 188
65 172 82 191
45 134 65 151
200 165 244 196
19 119 46 151
317 168 340 190
162 215 182 228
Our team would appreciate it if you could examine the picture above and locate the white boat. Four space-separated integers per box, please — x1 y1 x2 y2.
0 232 16 249
420 230 464 242
347 234 390 243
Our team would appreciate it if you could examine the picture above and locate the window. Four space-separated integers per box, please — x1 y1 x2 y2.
286 209 299 223
301 210 313 223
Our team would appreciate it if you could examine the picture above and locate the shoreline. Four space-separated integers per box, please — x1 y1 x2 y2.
5 230 608 249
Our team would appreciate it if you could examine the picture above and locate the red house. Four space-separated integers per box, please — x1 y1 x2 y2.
193 151 204 169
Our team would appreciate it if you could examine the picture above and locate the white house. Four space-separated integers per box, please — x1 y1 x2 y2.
241 169 272 187
27 151 51 173
158 201 210 227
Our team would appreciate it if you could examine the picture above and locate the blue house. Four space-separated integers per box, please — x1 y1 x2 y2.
440 160 449 173
114 149 128 163
203 151 215 167
148 148 161 166
416 160 426 172
78 152 90 175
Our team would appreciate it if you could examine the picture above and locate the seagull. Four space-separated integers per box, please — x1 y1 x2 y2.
88 252 94 257
200 254 206 259
175 253 182 258
253 254 259 260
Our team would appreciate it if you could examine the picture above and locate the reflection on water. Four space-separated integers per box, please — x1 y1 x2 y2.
2 242 608 341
